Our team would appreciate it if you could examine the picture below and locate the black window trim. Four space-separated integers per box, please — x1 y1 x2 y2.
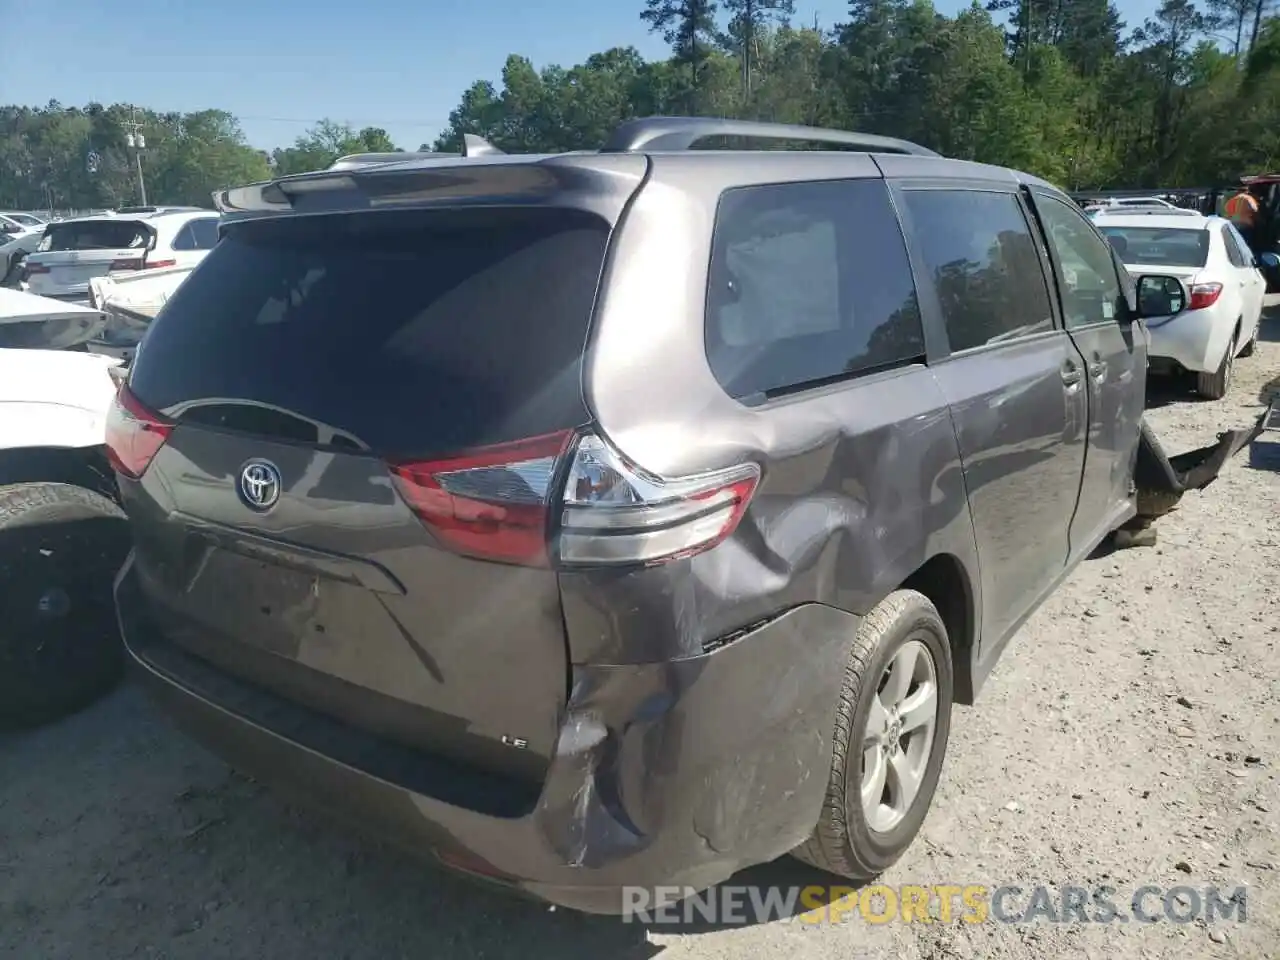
702 176 930 407
892 181 1062 361
1026 187 1129 333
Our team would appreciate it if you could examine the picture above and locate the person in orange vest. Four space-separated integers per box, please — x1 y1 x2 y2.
1224 180 1263 251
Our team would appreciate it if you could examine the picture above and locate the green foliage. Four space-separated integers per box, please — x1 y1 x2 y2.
6 0 1280 209
0 103 271 209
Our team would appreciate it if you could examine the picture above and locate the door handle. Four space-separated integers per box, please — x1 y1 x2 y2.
1061 364 1082 387
1089 361 1107 382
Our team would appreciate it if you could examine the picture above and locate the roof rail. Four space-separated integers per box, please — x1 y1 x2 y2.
1093 206 1202 217
601 116 940 157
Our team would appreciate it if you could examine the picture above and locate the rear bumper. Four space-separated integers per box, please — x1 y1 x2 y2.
1145 308 1232 374
115 553 852 914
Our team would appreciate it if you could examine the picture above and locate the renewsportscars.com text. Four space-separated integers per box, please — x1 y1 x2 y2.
622 883 1249 926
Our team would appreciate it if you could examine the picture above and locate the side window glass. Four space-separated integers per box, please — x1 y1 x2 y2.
1226 223 1255 266
190 218 221 250
1034 196 1125 328
1221 226 1245 267
705 179 924 400
900 189 1054 352
170 224 196 251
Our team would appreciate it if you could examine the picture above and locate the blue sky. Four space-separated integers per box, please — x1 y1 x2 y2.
4 0 1162 152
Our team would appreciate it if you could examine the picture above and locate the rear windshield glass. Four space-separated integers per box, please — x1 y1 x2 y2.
1098 226 1209 268
37 220 152 252
128 207 610 459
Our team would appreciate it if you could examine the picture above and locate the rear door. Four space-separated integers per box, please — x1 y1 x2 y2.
27 219 153 297
1027 190 1147 549
120 204 618 785
893 182 1087 644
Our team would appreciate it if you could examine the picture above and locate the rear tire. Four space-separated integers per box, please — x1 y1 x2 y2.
1195 335 1235 400
0 483 132 729
791 590 953 880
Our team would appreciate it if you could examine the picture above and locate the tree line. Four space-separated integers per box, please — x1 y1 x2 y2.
4 0 1280 211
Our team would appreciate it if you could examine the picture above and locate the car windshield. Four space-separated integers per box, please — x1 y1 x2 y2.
1098 226 1210 268
5 213 43 227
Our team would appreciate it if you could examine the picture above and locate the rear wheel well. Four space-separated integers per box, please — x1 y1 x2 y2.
900 554 976 704
0 446 119 503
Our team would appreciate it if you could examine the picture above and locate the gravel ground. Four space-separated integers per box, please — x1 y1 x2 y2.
3 318 1278 960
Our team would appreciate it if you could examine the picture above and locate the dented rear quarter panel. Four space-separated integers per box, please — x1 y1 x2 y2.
567 154 982 670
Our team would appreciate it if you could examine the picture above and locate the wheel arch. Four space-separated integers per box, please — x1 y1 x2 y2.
0 445 119 503
897 553 978 704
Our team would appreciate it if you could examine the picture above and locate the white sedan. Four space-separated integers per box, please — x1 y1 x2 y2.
1093 210 1265 399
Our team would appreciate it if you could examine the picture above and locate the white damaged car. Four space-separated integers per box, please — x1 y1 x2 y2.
0 287 132 727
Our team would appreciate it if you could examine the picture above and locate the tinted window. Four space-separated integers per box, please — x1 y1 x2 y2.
129 207 609 460
170 224 198 251
1096 226 1210 268
901 190 1054 352
36 219 151 252
1036 196 1126 328
188 218 220 249
705 179 923 400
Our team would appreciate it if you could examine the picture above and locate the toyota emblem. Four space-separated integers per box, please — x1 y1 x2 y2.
239 460 282 511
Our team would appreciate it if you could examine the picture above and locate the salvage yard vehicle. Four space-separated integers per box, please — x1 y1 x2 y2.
23 207 220 303
106 118 1264 914
87 262 201 362
1094 208 1265 399
0 213 43 288
0 288 131 728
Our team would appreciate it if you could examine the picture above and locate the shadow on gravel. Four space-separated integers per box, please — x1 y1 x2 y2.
1143 373 1197 409
0 687 857 960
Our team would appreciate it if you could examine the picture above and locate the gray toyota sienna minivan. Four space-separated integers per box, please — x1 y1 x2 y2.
108 117 1161 914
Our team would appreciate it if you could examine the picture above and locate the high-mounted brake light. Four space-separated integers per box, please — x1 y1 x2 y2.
388 430 761 568
104 383 174 480
1188 282 1223 311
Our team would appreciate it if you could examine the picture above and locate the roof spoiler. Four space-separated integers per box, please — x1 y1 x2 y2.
211 117 943 215
327 135 505 170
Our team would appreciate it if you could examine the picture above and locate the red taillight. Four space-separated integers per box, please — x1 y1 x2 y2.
109 258 143 271
24 262 49 275
104 383 173 480
1188 283 1223 311
388 431 574 567
146 258 177 269
388 429 761 568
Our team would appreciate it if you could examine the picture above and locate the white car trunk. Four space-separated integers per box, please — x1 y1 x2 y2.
0 287 106 349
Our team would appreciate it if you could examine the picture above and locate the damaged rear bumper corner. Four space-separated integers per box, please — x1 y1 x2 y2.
115 554 854 914
1132 413 1266 520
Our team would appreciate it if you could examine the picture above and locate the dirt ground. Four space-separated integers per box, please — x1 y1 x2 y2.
3 319 1278 960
